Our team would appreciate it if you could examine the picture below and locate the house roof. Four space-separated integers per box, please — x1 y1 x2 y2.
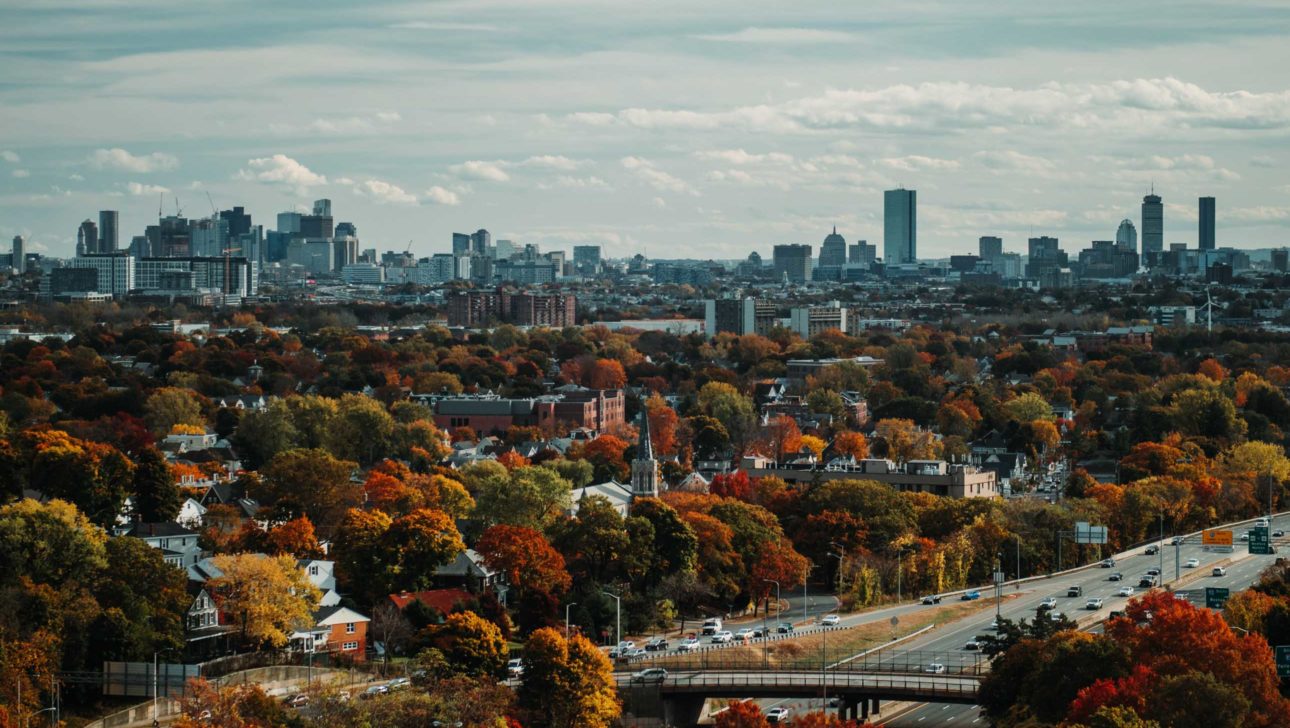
315 605 370 626
435 549 497 579
127 522 198 538
388 588 474 614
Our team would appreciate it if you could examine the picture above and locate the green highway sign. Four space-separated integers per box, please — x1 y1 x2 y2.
1205 587 1230 610
1249 526 1273 555
1276 645 1290 678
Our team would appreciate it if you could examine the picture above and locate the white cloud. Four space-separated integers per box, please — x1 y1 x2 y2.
11 170 30 178
351 178 417 205
0 150 19 163
621 157 697 195
88 148 179 173
269 112 401 136
544 175 610 189
236 154 326 192
881 155 960 172
1227 206 1290 222
68 173 84 181
387 21 499 31
519 155 585 170
697 27 857 43
423 186 461 206
450 160 511 182
126 181 170 196
973 150 1056 173
694 149 795 165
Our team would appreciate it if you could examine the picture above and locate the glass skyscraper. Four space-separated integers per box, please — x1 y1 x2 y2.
884 188 917 264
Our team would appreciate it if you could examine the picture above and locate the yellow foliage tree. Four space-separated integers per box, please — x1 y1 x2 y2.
208 554 321 649
519 628 620 728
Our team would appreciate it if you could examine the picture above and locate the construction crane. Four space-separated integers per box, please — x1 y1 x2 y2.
206 191 218 218
405 239 413 255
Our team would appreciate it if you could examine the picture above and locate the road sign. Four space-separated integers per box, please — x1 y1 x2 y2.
1276 645 1290 678
1250 526 1273 555
1202 529 1233 546
1074 522 1109 545
1205 586 1230 609
993 571 1005 585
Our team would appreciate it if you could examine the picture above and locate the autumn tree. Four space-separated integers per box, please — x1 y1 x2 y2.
476 525 572 599
518 628 620 728
833 431 870 460
326 393 397 466
472 465 573 531
256 448 360 537
1003 391 1052 422
131 446 182 522
383 508 466 590
208 553 321 649
175 679 288 728
143 387 206 435
874 418 940 464
261 516 325 559
576 434 629 482
645 394 679 457
586 358 627 389
714 700 769 728
15 429 135 526
428 611 508 678
332 508 394 606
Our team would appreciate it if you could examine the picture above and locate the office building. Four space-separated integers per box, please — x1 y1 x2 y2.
817 227 847 280
848 241 876 267
790 305 847 339
1077 240 1139 279
884 188 917 264
979 236 1003 260
772 244 812 283
452 233 472 256
11 235 24 274
1141 192 1164 260
189 217 229 258
98 211 119 252
1273 249 1289 273
494 259 557 285
68 252 135 297
1026 236 1067 278
312 199 332 217
77 219 98 256
704 297 778 337
219 207 252 240
1199 197 1216 251
494 239 517 261
1116 219 1137 252
573 245 601 273
471 229 491 256
276 212 303 235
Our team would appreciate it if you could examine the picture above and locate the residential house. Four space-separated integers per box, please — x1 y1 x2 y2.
291 606 370 661
568 481 633 517
434 549 502 594
125 522 204 568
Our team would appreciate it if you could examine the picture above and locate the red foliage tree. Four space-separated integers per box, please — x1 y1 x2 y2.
475 524 572 598
710 471 755 501
261 516 324 559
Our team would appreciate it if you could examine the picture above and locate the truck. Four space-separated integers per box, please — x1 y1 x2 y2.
701 617 723 635
1066 585 1083 597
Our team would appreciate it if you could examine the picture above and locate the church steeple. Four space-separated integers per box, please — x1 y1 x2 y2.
630 409 660 500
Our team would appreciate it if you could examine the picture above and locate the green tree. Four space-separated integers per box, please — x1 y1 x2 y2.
1003 391 1052 422
697 382 757 449
0 498 108 590
428 611 507 678
332 508 394 606
327 393 397 465
232 399 299 468
91 537 188 660
256 448 360 537
131 446 182 522
473 465 572 531
19 429 135 526
143 387 205 434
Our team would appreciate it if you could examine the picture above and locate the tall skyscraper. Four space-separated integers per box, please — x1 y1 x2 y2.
220 206 253 239
77 219 98 256
276 211 302 234
1199 196 1216 251
979 236 1003 259
1116 219 1137 251
772 244 812 283
312 199 332 217
1141 192 1164 258
11 235 24 274
884 188 917 264
98 210 119 252
452 233 472 256
471 229 491 256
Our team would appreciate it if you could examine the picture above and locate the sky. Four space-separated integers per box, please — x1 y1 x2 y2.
2 0 1290 261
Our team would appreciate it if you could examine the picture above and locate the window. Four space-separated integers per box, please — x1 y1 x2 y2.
309 565 319 576
346 623 356 634
342 641 359 651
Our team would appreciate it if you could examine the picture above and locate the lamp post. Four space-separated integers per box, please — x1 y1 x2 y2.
829 542 846 592
1159 513 1165 586
601 591 621 651
25 707 54 728
153 647 178 726
565 602 578 639
762 578 780 668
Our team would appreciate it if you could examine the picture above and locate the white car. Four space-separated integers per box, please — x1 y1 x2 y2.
734 628 755 640
1117 586 1135 597
963 639 982 651
678 638 700 652
1086 597 1104 610
923 663 947 674
766 707 791 723
710 631 733 644
1212 566 1227 577
630 667 668 684
820 614 840 626
1039 597 1058 609
507 658 524 677
1185 558 1200 568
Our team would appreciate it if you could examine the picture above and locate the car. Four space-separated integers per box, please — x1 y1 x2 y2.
963 639 982 651
630 667 668 684
820 614 840 626
1066 585 1083 597
921 594 942 605
1086 597 1104 610
1138 575 1158 588
644 637 668 651
923 663 947 674
752 627 768 639
701 617 723 635
710 631 733 644
388 677 412 692
1109 610 1127 619
507 658 524 677
678 638 700 652
988 618 1000 631
1256 518 1270 528
1108 572 1124 581
1047 610 1064 621
1039 597 1058 609
361 685 388 700
1117 586 1135 597
617 640 636 651
1100 558 1116 568
735 628 755 641
766 707 791 724
283 694 309 708
1212 566 1227 576
1146 568 1161 577
1145 545 1160 555
1240 533 1250 541
1275 530 1286 537
961 590 982 601
776 622 794 633
1185 558 1200 568
624 647 647 659
1171 536 1185 545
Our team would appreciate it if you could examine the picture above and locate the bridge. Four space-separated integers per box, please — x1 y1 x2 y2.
615 649 985 725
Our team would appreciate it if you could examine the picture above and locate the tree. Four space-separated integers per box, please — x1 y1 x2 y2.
175 679 287 728
800 434 827 459
752 415 802 460
475 524 572 599
91 537 190 661
518 628 620 728
1171 387 1246 443
586 359 627 389
833 431 870 460
473 465 572 531
0 498 108 590
332 508 394 606
714 700 769 728
261 516 324 559
689 414 732 460
627 498 698 575
697 382 757 449
19 429 135 526
143 387 205 435
231 399 299 468
256 448 360 537
131 446 181 522
1196 357 1227 383
208 553 321 649
577 434 629 482
428 610 508 678
383 508 466 590
806 389 848 422
327 393 397 465
874 418 940 463
1003 392 1052 422
645 394 679 457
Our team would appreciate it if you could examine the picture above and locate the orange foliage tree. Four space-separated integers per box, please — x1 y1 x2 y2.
261 516 324 559
833 431 870 460
645 394 680 458
475 524 572 599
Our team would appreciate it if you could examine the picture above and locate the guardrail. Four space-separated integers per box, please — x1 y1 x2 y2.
622 648 987 677
651 670 981 702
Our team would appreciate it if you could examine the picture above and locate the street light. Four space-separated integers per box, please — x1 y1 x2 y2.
762 578 780 668
829 541 846 592
565 602 578 639
600 591 621 651
24 707 54 728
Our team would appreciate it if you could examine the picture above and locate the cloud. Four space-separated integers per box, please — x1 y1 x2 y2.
694 149 795 165
126 181 170 196
519 155 585 170
88 148 179 173
542 176 610 189
11 170 30 178
697 27 857 43
1 151 19 163
450 160 511 182
68 173 84 181
236 154 326 191
974 150 1056 173
351 178 417 205
1227 206 1290 222
621 156 697 195
387 21 499 31
268 112 401 136
1250 155 1278 168
881 155 960 172
423 186 461 206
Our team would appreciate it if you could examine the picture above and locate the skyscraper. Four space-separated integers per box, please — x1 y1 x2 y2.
1116 219 1137 251
11 235 24 274
884 188 917 264
1141 192 1164 259
471 229 491 256
979 236 1003 259
1199 197 1216 251
98 210 119 252
452 233 472 256
817 227 847 279
772 244 812 283
77 219 98 256
220 206 253 239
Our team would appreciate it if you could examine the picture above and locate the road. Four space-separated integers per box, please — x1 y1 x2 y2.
881 514 1288 727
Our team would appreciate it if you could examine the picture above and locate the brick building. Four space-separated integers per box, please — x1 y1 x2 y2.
447 289 576 328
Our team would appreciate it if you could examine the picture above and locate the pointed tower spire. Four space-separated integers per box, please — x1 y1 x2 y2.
630 407 660 501
637 408 653 461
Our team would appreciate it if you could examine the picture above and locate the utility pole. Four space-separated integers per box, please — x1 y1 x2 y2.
1159 513 1165 585
565 602 577 639
600 591 621 651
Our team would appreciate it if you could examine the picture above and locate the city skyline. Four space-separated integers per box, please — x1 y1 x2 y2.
3 1 1290 258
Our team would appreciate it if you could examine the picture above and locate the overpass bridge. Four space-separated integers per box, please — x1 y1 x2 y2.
616 649 985 725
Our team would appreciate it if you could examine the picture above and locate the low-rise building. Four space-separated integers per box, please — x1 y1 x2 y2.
739 456 999 499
